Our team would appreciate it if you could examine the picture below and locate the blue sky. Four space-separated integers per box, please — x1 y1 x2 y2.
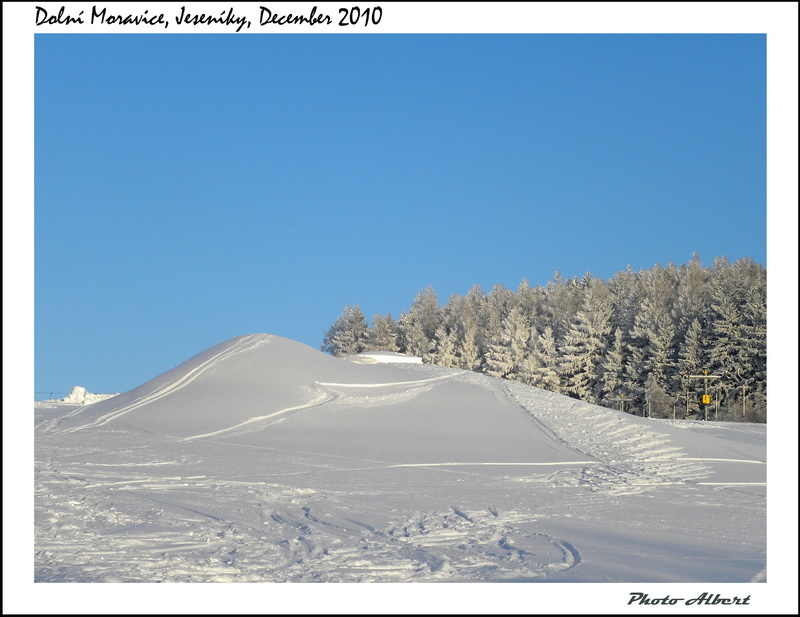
34 32 768 396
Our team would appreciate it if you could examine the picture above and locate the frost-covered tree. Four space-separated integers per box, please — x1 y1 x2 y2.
559 283 613 403
412 285 441 340
627 299 677 400
678 317 706 369
457 312 483 372
543 271 583 343
707 257 767 417
525 326 561 392
674 252 711 326
599 327 628 403
740 270 767 395
650 317 677 388
321 305 369 357
644 373 675 419
398 286 440 359
516 278 542 321
677 317 706 417
450 285 488 371
323 254 766 421
484 283 515 350
367 313 399 352
485 306 531 380
608 265 642 339
431 323 459 368
708 268 745 377
397 311 431 359
625 263 681 399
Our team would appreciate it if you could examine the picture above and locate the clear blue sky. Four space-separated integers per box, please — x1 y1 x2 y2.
35 33 767 396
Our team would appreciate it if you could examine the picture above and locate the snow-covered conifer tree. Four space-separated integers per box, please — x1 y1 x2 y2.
644 373 675 419
456 311 483 372
599 327 628 404
367 313 399 352
397 311 430 359
526 326 561 393
708 262 743 378
484 283 515 349
398 286 440 359
740 268 766 398
677 317 706 417
321 305 369 357
485 306 530 380
674 252 711 326
321 254 766 420
559 283 613 403
608 265 642 339
431 323 459 368
626 265 679 399
708 257 766 418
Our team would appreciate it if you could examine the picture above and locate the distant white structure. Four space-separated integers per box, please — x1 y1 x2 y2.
56 386 118 405
346 351 423 365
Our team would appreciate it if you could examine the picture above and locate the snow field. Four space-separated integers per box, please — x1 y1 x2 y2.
35 334 766 583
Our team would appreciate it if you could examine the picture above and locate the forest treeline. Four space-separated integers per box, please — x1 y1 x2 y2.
321 254 766 422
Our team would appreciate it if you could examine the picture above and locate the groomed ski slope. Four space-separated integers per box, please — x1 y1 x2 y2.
35 334 766 583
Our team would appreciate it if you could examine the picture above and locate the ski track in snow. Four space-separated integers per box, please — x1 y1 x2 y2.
59 334 271 432
35 457 581 583
315 374 456 390
180 389 338 442
180 375 458 442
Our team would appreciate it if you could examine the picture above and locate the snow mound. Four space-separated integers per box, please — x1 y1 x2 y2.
53 334 434 441
346 351 423 364
58 386 118 405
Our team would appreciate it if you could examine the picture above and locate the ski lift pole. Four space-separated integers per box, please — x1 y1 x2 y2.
687 370 723 421
742 383 747 417
685 380 690 418
607 394 632 414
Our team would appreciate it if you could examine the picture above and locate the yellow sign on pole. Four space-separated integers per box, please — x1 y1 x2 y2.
702 394 711 405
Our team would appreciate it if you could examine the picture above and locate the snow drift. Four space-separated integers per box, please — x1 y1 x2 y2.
35 334 766 583
346 350 423 364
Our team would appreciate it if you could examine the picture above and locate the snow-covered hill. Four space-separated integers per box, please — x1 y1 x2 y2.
35 334 765 586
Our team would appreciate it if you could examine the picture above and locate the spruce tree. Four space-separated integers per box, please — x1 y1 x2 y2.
526 326 561 393
559 283 612 403
398 311 431 359
677 317 706 417
431 323 459 368
367 313 399 352
599 327 628 404
398 286 440 359
321 305 369 357
485 306 530 380
457 311 483 372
